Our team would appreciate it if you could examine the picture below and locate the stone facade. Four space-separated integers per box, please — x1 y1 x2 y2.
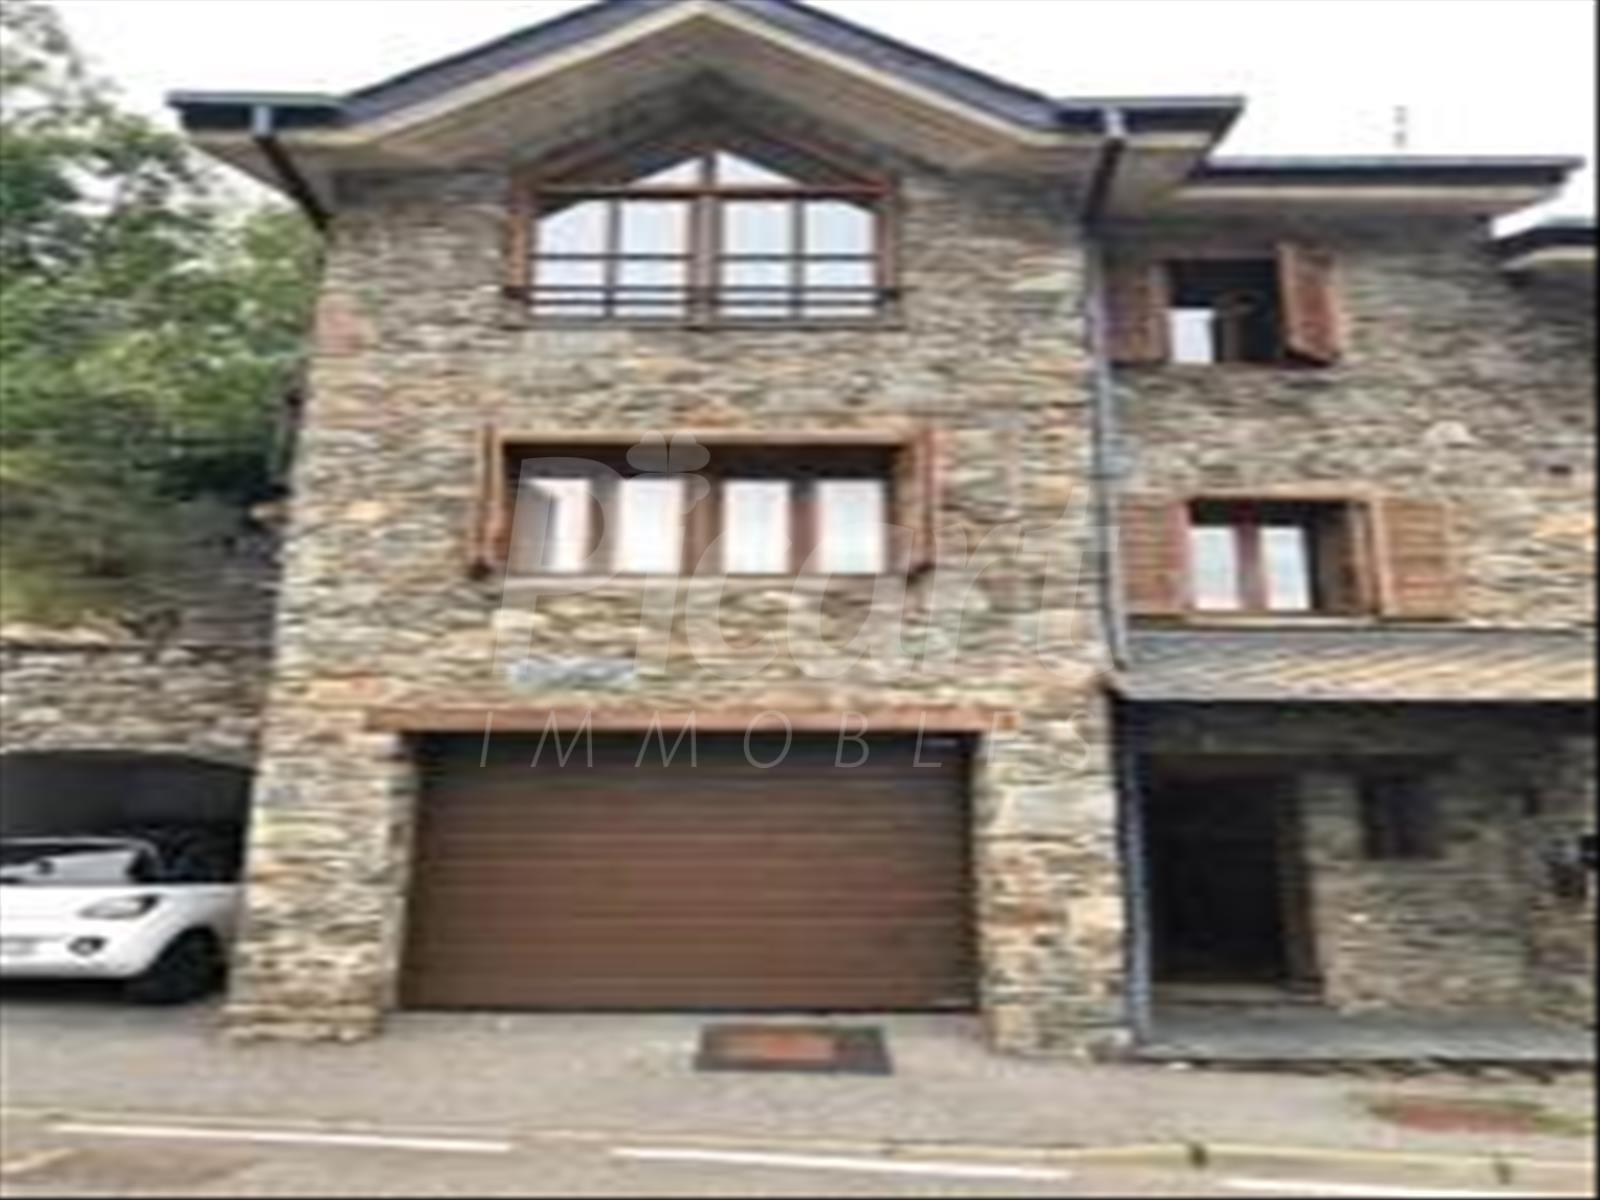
231 133 1129 1052
1111 216 1596 629
1127 704 1596 1023
0 641 268 769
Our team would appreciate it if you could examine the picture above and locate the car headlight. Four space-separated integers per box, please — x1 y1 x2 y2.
78 894 162 920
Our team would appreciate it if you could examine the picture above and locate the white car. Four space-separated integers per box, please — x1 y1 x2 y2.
0 832 240 1003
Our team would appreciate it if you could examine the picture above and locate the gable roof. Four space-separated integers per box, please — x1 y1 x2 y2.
171 0 1237 140
169 0 1581 221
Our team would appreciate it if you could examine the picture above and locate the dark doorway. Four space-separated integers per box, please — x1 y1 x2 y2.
1144 766 1317 990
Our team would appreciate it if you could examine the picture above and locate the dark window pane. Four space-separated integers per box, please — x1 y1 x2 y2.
1360 776 1442 860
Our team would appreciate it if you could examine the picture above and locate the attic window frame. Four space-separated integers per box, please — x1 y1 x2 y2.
507 133 900 327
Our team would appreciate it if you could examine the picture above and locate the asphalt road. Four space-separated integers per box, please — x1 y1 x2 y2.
1 1109 1592 1199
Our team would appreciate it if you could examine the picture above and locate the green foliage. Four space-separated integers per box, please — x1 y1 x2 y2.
0 1 320 626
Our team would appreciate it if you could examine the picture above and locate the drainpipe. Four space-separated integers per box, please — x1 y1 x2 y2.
1080 106 1130 671
251 104 330 231
1078 107 1155 1045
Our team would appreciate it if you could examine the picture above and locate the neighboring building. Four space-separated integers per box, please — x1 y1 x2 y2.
4 0 1591 1055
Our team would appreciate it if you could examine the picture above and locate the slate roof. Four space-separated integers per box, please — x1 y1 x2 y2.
1115 628 1596 704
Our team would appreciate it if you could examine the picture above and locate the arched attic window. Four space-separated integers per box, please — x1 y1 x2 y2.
510 134 896 324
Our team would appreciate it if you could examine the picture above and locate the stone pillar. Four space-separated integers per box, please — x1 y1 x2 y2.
224 712 415 1041
976 693 1127 1057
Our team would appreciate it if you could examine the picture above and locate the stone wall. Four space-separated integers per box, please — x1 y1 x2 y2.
0 641 269 769
1521 733 1597 1025
1111 217 1596 629
1128 703 1595 1017
234 123 1125 1053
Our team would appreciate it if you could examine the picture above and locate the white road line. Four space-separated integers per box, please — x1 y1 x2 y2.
1223 1177 1578 1199
52 1122 514 1156
0 1149 76 1179
611 1145 1073 1182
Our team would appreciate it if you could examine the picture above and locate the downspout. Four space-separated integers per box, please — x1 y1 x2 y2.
251 104 330 231
1079 106 1155 1045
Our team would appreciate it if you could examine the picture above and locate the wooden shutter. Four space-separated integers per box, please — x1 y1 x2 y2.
1120 493 1188 616
1314 502 1376 615
1106 256 1170 365
1371 497 1458 620
469 427 510 576
1277 242 1341 365
895 428 942 574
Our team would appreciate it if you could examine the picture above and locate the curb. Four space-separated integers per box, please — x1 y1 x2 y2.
5 1107 1595 1189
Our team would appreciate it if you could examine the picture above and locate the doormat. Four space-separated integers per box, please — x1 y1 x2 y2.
694 1024 892 1075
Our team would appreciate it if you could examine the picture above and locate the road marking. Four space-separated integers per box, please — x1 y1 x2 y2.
611 1145 1073 1182
52 1122 514 1156
1223 1178 1580 1199
0 1148 76 1179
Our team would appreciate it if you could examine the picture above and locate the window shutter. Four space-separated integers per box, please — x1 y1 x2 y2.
1314 502 1375 615
1277 242 1341 365
470 427 509 576
895 428 941 574
1106 256 1170 365
1372 497 1458 620
1120 493 1188 615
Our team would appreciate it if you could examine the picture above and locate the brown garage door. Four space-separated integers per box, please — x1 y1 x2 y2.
401 732 975 1010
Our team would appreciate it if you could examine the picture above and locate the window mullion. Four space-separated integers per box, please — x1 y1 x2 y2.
791 478 817 576
790 198 805 321
1238 519 1268 612
602 199 622 319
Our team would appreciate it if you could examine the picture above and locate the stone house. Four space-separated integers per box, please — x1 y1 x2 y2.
4 0 1593 1056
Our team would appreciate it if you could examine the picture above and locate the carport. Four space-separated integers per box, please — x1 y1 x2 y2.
0 750 251 848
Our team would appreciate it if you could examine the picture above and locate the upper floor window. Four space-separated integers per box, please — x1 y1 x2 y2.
513 137 895 325
1119 492 1459 622
1188 499 1361 615
1107 242 1341 367
1167 260 1284 365
469 431 939 580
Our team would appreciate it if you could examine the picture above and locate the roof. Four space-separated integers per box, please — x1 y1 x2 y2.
1196 155 1582 188
1114 628 1597 705
168 0 1240 138
1495 216 1597 270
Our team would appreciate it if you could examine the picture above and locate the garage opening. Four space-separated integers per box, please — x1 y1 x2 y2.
401 731 976 1012
0 751 251 848
1143 763 1319 999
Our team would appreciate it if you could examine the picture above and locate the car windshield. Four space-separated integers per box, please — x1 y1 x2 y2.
0 840 153 886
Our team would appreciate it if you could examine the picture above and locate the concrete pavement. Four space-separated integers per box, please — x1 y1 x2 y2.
0 987 1594 1197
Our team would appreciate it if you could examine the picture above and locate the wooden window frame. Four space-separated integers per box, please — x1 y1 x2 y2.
1182 496 1375 618
474 429 937 579
1109 240 1342 368
509 138 900 328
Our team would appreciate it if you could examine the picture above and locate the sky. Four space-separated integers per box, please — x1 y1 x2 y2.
52 0 1598 224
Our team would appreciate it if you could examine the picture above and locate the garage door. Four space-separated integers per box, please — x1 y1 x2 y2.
401 732 975 1010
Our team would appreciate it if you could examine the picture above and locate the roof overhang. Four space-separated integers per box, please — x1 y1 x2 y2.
1114 629 1597 705
1496 218 1597 277
171 0 1240 205
1167 156 1582 218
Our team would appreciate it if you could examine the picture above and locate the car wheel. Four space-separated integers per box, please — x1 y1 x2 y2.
123 930 225 1005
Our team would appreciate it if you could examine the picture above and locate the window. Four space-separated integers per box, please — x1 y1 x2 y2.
1359 775 1443 861
1167 259 1284 365
493 441 916 578
1186 499 1366 616
517 142 892 324
1108 243 1340 367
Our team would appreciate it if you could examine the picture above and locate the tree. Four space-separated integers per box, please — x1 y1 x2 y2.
0 0 320 627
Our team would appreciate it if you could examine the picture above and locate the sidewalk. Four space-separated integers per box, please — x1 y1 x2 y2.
1 998 1593 1166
